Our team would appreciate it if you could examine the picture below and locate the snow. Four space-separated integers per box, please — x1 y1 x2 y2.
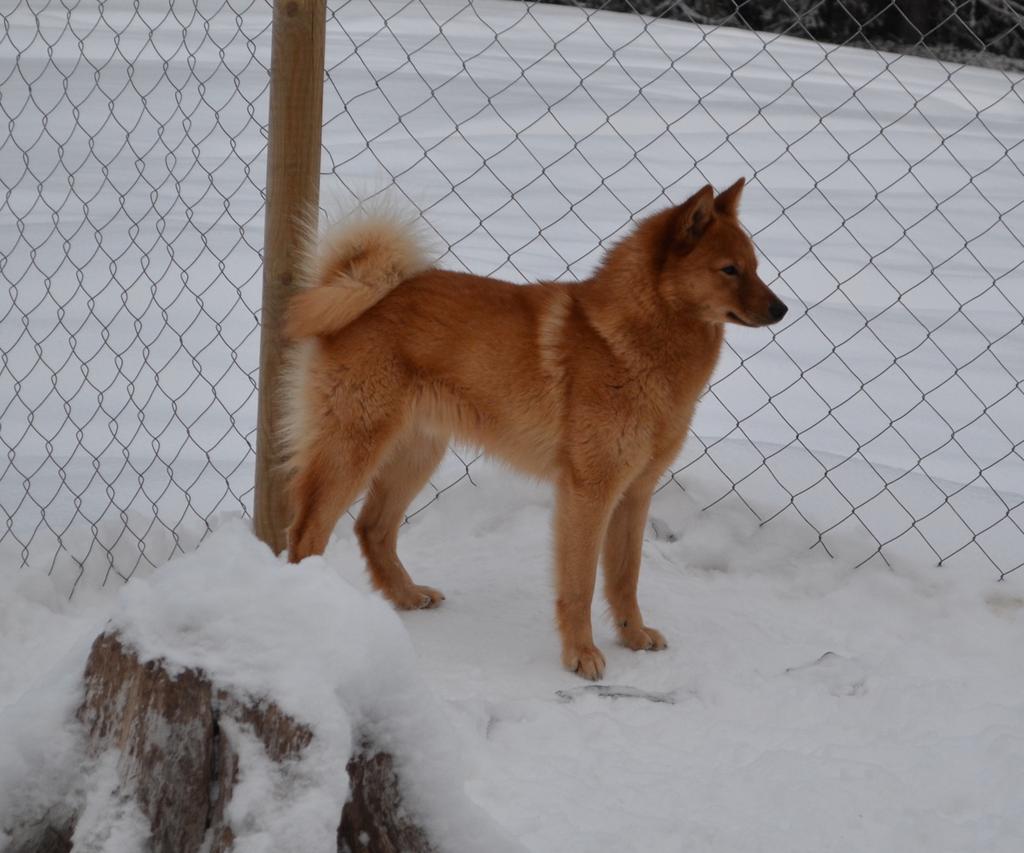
3 474 1024 851
2 0 1024 850
70 753 151 853
1 521 521 853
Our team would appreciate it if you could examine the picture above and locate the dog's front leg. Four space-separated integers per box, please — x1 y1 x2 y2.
602 472 667 653
554 480 619 680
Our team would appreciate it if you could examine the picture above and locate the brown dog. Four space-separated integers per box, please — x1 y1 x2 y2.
282 179 787 679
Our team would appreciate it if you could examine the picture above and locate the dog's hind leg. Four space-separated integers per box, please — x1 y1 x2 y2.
355 429 447 610
286 421 402 564
602 471 667 653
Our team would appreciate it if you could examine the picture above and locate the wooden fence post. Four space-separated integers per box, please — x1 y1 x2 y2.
253 0 327 554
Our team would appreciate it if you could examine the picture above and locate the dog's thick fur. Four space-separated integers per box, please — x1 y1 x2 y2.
283 180 787 680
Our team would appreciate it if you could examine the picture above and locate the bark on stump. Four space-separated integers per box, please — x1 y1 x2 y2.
14 632 432 852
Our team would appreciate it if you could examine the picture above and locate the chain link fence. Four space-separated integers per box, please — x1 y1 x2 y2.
2 0 1022 596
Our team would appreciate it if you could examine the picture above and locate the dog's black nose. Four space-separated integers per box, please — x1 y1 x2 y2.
770 300 788 322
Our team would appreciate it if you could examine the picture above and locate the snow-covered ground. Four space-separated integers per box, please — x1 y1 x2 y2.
2 1 1024 850
3 476 1024 851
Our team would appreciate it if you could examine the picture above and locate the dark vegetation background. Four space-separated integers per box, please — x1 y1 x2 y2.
534 0 1024 70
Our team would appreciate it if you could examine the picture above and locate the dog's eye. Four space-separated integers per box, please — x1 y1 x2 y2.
720 265 739 276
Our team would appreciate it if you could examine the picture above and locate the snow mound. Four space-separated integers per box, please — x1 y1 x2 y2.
1 521 521 852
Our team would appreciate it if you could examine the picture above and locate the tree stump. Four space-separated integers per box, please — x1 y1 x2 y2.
13 632 432 852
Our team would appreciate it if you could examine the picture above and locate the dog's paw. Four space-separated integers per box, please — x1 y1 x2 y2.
389 584 445 610
619 624 668 652
564 644 606 681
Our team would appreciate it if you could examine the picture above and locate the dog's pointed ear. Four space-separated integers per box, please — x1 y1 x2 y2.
677 184 715 244
714 177 746 216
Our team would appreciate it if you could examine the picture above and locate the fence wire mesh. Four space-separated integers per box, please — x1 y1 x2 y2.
2 0 1022 596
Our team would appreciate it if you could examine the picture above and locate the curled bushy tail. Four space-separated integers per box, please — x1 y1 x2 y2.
283 202 433 339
